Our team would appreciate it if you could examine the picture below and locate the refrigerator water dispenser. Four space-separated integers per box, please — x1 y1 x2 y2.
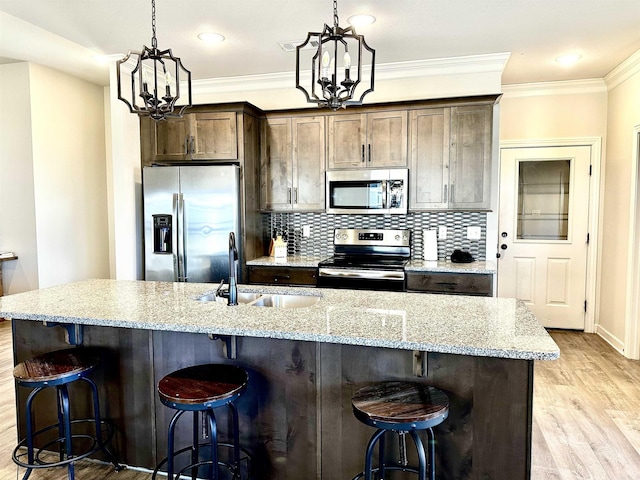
153 214 172 254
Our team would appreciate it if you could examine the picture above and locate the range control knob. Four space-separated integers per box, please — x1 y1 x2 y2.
395 234 400 241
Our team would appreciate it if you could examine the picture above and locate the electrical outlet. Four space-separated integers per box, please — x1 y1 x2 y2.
438 226 447 239
467 226 482 240
302 225 311 237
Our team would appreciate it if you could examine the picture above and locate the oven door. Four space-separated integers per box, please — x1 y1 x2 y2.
317 267 406 291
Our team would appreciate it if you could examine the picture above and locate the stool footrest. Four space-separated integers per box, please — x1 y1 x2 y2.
12 418 118 470
352 464 421 480
152 442 252 480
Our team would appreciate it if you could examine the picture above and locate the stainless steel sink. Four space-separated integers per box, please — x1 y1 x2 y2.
196 291 320 308
250 294 320 308
196 292 261 304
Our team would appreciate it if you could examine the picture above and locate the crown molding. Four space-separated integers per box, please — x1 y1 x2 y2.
193 52 511 95
501 79 607 98
604 48 640 90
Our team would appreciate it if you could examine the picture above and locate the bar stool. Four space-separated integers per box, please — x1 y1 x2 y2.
153 363 251 480
351 381 449 480
12 348 122 480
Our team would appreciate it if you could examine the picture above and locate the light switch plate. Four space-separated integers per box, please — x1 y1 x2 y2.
438 226 447 239
467 226 482 240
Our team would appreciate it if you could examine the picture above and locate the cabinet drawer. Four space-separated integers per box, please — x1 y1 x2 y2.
248 266 318 286
406 272 493 296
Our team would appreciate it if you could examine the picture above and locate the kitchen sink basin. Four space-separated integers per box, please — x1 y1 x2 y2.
196 292 261 304
249 294 320 308
196 291 320 308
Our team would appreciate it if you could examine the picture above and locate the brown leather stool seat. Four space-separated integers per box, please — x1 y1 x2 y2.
351 381 449 480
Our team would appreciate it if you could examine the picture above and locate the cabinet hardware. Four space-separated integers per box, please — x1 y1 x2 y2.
287 188 292 204
183 136 189 155
368 144 371 163
190 136 195 154
361 144 365 163
443 184 448 204
450 184 455 202
293 187 298 204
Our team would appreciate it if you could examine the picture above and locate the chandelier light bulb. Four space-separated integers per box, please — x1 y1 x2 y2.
343 52 351 69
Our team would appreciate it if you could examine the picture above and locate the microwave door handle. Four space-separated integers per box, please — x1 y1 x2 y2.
382 180 388 210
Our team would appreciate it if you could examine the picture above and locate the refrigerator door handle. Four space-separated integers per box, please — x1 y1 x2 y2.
178 193 188 281
175 193 187 282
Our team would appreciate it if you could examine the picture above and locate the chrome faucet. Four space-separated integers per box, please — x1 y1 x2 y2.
228 231 238 306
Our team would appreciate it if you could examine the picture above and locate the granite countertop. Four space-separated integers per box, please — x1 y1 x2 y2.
246 256 326 268
247 256 497 274
0 279 558 361
405 260 496 274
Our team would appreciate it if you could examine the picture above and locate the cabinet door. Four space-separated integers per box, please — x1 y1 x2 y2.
261 118 293 211
367 111 408 167
153 116 189 161
191 112 238 160
409 108 450 210
327 114 366 169
292 117 326 211
449 105 492 209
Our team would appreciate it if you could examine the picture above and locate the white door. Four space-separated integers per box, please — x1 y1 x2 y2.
498 146 591 329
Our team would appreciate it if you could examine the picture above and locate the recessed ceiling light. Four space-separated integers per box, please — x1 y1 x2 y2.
555 53 582 66
198 32 225 44
347 14 376 27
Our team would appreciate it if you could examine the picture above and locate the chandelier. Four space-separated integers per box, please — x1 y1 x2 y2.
296 0 375 110
116 0 192 121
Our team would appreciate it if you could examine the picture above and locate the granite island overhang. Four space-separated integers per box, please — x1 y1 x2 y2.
1 279 559 479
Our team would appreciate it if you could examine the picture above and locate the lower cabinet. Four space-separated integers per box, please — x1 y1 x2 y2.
248 266 318 286
406 272 493 296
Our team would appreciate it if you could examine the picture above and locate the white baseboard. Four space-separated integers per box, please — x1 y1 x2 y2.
595 324 625 354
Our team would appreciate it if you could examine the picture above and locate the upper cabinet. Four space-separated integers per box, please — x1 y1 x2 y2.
260 115 326 211
409 101 494 211
327 111 408 169
141 111 238 165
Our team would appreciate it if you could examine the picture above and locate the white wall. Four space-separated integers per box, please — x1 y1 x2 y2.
0 63 39 293
0 62 110 293
600 62 640 351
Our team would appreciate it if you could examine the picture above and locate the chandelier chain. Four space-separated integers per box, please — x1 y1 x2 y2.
333 0 339 28
151 0 157 49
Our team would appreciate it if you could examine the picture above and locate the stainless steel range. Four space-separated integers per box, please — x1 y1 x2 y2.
317 228 411 291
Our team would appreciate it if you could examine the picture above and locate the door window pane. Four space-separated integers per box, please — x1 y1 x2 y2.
517 160 570 240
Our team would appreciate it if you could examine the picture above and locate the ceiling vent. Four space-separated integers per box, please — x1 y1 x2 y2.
278 39 320 53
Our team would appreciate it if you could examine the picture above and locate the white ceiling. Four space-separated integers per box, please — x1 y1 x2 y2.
1 0 639 88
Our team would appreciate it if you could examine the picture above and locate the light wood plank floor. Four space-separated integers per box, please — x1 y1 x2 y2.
0 320 638 479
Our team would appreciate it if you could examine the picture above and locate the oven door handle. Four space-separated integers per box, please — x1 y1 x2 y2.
318 268 405 281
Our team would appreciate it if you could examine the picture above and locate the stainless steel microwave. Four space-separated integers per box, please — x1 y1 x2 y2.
326 169 408 214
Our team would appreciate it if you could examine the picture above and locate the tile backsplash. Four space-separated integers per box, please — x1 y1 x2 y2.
263 211 487 261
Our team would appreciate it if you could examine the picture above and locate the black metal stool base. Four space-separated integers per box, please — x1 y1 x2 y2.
152 442 252 480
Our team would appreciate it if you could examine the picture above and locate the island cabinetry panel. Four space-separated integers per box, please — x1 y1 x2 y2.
141 110 238 165
406 272 493 296
327 110 408 169
248 265 318 286
260 115 326 211
409 102 494 211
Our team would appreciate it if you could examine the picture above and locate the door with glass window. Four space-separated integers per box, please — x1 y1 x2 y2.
498 146 591 329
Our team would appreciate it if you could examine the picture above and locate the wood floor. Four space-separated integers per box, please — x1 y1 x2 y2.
0 320 638 479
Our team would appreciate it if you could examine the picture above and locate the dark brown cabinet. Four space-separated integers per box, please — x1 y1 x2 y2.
260 115 326 211
409 100 494 211
327 111 408 169
141 111 238 165
406 272 493 296
248 266 318 286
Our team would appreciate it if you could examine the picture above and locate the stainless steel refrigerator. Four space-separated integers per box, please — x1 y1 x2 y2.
143 164 242 283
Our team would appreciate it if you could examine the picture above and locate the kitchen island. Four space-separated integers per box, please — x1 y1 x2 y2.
1 279 558 479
